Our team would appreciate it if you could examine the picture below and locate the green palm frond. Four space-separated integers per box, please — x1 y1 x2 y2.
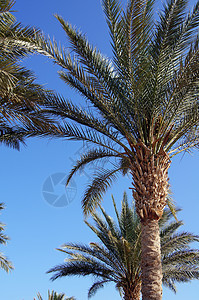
102 0 154 83
40 94 128 149
66 148 118 186
161 231 199 254
119 192 140 245
162 253 199 293
60 242 123 274
48 259 115 281
102 0 125 72
160 220 183 240
82 167 123 215
34 17 141 143
26 118 125 156
98 204 121 239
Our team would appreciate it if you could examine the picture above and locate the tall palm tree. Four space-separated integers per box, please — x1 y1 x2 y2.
0 203 13 273
35 290 75 300
0 0 55 149
32 0 199 298
48 193 199 300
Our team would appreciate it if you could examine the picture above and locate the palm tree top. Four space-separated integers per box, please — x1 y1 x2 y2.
34 0 199 154
30 0 199 215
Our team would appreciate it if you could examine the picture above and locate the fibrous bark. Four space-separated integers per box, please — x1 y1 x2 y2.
123 281 141 300
141 219 162 300
130 141 170 221
128 141 171 300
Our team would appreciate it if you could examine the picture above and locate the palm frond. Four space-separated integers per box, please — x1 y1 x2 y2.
88 280 110 298
66 148 119 185
0 202 13 273
35 290 75 300
41 94 128 149
161 232 199 254
82 167 122 215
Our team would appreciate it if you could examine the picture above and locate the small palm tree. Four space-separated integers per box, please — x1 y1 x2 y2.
35 290 75 300
0 0 55 149
0 203 13 273
48 193 199 300
32 0 199 298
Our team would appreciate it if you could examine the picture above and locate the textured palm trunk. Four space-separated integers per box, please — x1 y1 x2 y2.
123 282 141 300
141 219 162 300
129 141 171 300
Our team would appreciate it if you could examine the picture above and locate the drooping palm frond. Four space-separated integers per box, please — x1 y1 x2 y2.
82 167 123 215
0 121 25 149
65 148 119 185
162 249 199 293
88 279 110 298
48 193 199 298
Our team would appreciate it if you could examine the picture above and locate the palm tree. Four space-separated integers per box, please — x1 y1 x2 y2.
35 290 75 300
32 0 199 298
0 203 13 273
48 193 199 300
0 0 55 149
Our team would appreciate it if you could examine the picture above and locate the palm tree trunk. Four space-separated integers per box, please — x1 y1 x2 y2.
123 282 141 300
141 219 162 300
129 141 170 300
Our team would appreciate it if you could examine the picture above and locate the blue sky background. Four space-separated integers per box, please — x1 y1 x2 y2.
0 0 199 299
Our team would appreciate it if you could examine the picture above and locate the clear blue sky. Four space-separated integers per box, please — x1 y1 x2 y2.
0 0 199 299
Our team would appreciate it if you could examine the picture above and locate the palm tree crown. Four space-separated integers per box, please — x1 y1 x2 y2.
48 193 199 300
33 0 199 216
